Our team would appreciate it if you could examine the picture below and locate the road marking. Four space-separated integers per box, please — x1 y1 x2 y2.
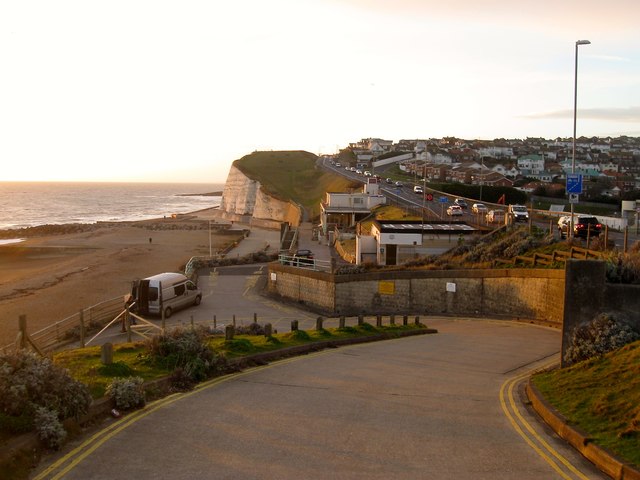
499 362 591 480
33 352 330 479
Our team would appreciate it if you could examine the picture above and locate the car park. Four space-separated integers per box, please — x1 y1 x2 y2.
454 198 468 209
446 205 463 216
486 209 505 223
472 203 488 214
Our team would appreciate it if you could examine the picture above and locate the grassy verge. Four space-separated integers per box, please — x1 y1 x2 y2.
531 340 640 467
54 323 429 397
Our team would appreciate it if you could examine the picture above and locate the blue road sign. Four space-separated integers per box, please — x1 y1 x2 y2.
566 174 583 194
439 196 448 203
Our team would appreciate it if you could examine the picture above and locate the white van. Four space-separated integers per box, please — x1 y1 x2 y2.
131 272 202 318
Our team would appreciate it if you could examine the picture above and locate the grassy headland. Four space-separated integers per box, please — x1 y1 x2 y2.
233 151 359 218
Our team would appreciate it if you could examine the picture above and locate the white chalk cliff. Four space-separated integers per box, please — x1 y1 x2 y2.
220 164 300 226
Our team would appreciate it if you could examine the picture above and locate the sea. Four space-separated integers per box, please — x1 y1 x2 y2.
0 182 224 233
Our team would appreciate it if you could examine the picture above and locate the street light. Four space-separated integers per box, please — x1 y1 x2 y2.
569 39 590 240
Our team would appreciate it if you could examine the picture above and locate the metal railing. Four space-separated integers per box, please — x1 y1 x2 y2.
277 254 332 272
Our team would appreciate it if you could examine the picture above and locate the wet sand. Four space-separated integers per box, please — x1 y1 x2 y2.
0 209 243 346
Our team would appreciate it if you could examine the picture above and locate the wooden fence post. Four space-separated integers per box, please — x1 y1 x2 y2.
291 320 299 331
264 323 272 337
357 315 363 325
101 343 113 365
125 306 132 343
316 316 324 331
80 310 85 348
339 316 345 328
225 324 235 340
376 315 382 327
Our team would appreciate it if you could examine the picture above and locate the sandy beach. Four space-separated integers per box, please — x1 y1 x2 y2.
0 208 244 346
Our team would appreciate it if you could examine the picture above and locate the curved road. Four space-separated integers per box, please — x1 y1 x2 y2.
34 318 606 479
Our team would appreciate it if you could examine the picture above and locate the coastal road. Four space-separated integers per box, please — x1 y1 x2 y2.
34 318 606 479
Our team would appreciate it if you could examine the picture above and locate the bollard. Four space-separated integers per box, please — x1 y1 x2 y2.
214 315 217 329
101 343 113 365
403 315 408 326
357 314 363 325
264 323 272 337
390 315 395 325
376 315 382 327
225 324 235 341
233 315 236 327
316 316 324 331
161 308 166 334
291 320 299 331
339 316 345 328
254 312 257 322
415 315 420 325
190 316 194 329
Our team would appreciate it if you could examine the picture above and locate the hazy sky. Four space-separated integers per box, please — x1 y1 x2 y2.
1 0 638 183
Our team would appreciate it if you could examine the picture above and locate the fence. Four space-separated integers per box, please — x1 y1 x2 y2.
493 246 604 268
1 296 126 355
277 254 332 272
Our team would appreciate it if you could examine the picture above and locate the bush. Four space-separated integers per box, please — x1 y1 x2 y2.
33 406 66 450
145 327 227 382
235 322 265 336
0 350 92 433
564 313 640 365
106 376 146 410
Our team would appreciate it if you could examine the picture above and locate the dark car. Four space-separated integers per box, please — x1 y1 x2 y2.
293 249 314 266
573 216 602 238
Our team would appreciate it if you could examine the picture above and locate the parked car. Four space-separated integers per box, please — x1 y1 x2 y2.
385 178 393 184
446 205 463 216
557 216 571 236
355 169 363 175
413 185 424 194
334 162 341 167
454 198 468 209
486 209 505 223
573 216 602 238
292 249 315 266
364 171 372 176
472 203 488 214
395 181 403 187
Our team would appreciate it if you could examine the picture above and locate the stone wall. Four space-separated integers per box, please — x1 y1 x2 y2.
220 165 301 227
268 264 565 325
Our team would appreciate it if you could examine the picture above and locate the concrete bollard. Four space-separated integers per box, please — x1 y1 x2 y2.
403 315 408 325
358 315 363 325
225 324 235 340
291 320 299 331
213 315 217 329
316 316 324 331
264 323 272 337
376 315 382 327
101 343 113 365
233 315 236 327
390 315 395 325
414 315 420 325
339 316 345 328
254 312 257 322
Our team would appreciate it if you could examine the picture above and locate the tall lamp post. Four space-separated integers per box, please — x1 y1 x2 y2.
570 39 590 239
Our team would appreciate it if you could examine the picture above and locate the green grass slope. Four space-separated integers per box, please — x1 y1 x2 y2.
532 340 640 466
233 151 359 218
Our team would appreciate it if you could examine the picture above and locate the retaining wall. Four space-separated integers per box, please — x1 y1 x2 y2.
268 265 565 325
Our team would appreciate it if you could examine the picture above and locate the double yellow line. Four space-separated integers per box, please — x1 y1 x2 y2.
499 363 591 480
33 353 315 480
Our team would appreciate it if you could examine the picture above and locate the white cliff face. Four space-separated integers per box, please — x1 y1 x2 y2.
220 165 259 215
221 164 300 226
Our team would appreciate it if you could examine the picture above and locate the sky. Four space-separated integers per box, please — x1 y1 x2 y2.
1 0 639 184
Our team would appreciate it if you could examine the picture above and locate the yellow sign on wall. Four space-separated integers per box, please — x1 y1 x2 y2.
378 281 395 295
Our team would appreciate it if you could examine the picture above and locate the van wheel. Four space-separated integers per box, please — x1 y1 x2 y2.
194 295 201 306
164 307 172 319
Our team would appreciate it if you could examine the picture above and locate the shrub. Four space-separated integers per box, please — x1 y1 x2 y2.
33 406 66 450
0 350 91 431
235 322 265 336
564 313 640 365
144 327 227 382
106 376 146 410
169 368 196 392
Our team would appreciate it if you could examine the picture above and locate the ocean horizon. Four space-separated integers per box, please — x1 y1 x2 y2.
0 181 224 231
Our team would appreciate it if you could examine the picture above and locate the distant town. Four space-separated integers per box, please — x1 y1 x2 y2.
331 136 640 201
